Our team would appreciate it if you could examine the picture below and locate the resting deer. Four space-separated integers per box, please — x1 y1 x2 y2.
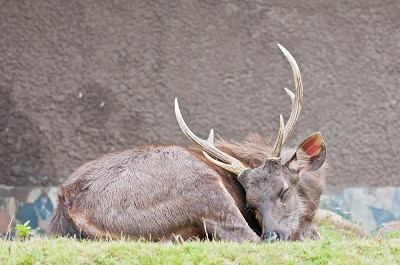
50 44 328 242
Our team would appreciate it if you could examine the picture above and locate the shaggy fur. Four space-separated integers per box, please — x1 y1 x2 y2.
51 133 328 242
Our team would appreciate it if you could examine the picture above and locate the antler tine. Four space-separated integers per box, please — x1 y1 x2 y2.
277 44 303 143
202 151 246 176
175 98 248 176
270 115 285 159
284 87 295 103
268 45 303 159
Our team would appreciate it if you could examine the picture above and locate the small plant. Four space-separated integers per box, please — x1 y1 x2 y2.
15 220 33 241
385 230 400 239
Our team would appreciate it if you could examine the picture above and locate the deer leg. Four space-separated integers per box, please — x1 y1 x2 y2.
197 199 261 243
201 217 260 243
290 223 320 241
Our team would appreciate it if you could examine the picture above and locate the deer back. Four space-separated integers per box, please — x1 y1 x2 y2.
50 144 255 240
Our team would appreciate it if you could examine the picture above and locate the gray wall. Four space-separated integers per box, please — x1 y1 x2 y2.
1 0 399 188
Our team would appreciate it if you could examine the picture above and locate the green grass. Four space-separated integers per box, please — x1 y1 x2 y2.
1 225 399 265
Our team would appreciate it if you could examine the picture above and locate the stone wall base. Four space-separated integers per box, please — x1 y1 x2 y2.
1 186 399 236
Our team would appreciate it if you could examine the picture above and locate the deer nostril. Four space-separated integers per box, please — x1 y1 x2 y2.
262 230 290 242
262 231 278 243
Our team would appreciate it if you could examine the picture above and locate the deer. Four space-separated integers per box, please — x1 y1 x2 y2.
50 44 328 243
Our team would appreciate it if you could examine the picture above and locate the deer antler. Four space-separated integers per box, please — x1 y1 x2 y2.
269 44 304 159
270 115 285 158
175 98 248 176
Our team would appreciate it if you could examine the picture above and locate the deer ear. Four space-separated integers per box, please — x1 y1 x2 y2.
286 132 326 173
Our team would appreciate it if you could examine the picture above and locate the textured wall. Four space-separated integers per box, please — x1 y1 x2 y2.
0 0 399 188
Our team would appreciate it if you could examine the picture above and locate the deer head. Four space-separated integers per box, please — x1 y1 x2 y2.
175 44 326 242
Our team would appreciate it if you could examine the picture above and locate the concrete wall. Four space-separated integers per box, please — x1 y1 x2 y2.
1 0 399 188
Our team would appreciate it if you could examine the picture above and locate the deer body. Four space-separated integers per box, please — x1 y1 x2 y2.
50 45 328 242
51 145 260 241
50 136 327 242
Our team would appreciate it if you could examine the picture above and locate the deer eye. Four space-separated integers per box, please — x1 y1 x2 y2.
280 183 290 202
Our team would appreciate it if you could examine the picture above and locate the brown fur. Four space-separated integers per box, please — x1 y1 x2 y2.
215 133 328 240
51 133 328 242
50 145 259 242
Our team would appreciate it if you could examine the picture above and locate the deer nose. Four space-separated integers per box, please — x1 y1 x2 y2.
262 231 278 242
262 230 290 242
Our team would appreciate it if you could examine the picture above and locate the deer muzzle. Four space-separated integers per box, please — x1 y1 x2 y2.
262 229 290 242
260 210 291 242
